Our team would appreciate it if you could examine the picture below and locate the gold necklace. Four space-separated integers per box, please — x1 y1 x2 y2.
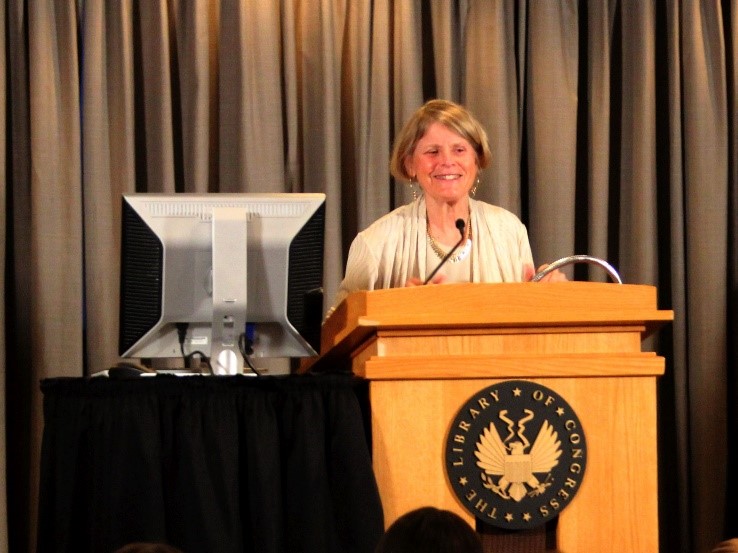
427 218 472 263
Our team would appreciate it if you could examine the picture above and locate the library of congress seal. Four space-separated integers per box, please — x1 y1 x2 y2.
445 380 587 530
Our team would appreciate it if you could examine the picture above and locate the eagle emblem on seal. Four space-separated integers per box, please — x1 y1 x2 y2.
475 409 562 502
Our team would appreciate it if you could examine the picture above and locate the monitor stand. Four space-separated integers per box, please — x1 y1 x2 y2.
210 207 248 375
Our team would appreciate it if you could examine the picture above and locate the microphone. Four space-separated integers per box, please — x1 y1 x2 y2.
424 218 467 284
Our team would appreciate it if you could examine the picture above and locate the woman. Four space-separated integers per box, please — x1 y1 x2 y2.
330 99 564 312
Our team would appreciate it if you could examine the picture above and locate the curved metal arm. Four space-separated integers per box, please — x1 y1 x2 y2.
531 255 623 284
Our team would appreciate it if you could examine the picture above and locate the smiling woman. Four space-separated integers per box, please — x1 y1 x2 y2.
407 122 480 231
327 99 566 314
391 100 491 249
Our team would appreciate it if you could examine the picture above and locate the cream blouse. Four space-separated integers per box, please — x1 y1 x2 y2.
328 196 535 313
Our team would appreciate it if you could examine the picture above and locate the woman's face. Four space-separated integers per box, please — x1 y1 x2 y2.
405 122 478 205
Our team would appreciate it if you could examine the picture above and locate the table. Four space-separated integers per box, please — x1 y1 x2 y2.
37 374 384 553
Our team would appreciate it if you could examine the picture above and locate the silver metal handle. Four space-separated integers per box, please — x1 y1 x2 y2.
531 255 623 284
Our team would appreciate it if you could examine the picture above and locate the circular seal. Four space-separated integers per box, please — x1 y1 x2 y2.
445 380 587 530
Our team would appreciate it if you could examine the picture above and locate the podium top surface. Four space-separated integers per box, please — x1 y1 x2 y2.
321 282 673 355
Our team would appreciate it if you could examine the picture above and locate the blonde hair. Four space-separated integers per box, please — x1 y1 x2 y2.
389 99 491 181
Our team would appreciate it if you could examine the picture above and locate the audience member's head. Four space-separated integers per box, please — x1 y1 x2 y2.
113 543 185 553
375 506 482 553
712 538 738 553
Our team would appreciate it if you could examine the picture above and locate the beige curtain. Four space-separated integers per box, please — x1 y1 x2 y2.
3 1 736 552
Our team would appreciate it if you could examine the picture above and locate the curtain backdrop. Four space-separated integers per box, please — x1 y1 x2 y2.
3 1 737 552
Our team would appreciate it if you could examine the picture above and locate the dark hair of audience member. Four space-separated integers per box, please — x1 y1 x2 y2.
375 506 483 553
113 543 185 553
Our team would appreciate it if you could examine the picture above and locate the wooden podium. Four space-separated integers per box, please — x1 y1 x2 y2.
313 282 673 553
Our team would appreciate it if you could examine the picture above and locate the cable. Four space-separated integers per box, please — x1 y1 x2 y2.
184 350 213 374
176 322 213 374
238 331 261 376
176 322 189 361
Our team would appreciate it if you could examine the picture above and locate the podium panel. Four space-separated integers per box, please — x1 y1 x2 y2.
313 283 672 553
370 377 658 552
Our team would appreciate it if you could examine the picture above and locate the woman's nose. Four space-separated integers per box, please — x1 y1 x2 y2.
439 149 453 164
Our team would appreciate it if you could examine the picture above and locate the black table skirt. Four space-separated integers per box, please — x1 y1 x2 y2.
37 374 384 553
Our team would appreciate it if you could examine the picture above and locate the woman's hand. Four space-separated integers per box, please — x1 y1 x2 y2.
524 264 568 282
406 275 447 287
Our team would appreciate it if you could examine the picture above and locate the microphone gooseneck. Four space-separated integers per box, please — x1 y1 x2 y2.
424 218 467 285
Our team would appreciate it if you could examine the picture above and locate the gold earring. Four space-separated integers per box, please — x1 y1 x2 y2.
410 178 420 201
470 177 480 197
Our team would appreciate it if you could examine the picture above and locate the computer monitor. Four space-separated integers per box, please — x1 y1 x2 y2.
118 192 326 374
